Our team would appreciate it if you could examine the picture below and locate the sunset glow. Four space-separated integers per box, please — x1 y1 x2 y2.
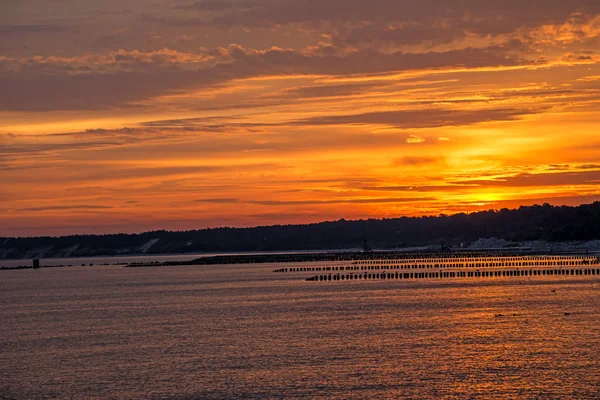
2 0 600 235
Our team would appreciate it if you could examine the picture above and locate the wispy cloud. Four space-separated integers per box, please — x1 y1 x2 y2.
453 170 600 187
291 108 535 129
194 198 240 204
249 197 435 206
19 205 114 212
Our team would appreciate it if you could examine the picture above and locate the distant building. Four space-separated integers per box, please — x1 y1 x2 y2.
33 259 40 269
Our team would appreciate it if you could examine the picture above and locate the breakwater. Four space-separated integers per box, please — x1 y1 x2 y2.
127 251 600 267
128 252 364 267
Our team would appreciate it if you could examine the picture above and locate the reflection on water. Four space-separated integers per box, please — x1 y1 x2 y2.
1 263 599 399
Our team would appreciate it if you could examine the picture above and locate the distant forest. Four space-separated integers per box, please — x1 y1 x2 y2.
2 202 600 259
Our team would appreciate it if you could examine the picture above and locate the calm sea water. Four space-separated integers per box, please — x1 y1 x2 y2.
1 262 600 399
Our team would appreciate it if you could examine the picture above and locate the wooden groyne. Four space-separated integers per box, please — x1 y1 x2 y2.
354 255 598 269
278 255 600 282
274 255 599 273
306 267 600 282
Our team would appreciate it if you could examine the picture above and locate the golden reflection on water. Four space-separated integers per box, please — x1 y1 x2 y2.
1 262 599 399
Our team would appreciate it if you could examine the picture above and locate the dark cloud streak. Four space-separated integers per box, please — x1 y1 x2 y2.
249 197 435 206
19 205 114 212
291 108 535 129
0 45 525 111
455 170 600 187
0 24 70 34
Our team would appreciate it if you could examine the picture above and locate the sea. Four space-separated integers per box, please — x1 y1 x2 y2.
1 256 600 399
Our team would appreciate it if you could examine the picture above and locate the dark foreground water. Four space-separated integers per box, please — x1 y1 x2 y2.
1 262 600 399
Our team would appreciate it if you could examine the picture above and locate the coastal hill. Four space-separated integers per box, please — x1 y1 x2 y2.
2 202 600 260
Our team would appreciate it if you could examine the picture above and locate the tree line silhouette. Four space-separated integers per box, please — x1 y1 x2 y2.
2 202 600 259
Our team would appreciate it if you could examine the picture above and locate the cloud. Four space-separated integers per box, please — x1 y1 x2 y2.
577 75 600 82
135 105 537 133
356 184 477 193
0 48 216 75
332 23 464 47
455 170 600 187
406 135 425 144
18 205 114 212
394 156 441 166
249 197 435 206
291 107 535 129
4 1 600 62
330 9 600 50
140 116 246 128
278 82 389 99
0 44 526 111
547 164 600 171
194 198 240 204
1 159 284 185
175 0 257 12
0 24 70 34
481 194 600 209
523 13 600 47
170 0 600 32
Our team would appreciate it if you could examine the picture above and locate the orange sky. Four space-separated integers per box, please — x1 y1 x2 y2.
1 1 600 236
